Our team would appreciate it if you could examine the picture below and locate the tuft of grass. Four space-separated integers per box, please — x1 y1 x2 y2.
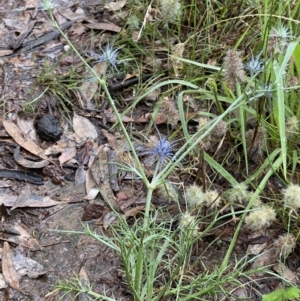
36 57 84 112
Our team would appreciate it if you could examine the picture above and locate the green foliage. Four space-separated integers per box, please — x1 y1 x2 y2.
262 286 300 301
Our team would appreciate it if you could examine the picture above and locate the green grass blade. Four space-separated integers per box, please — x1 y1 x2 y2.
273 59 287 178
204 152 238 186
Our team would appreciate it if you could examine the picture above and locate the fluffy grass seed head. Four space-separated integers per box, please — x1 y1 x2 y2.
274 233 296 258
227 182 249 204
245 205 276 231
171 43 185 76
185 184 205 209
197 117 212 150
179 212 198 236
89 42 120 71
283 183 300 210
286 116 299 137
205 190 221 209
160 97 180 127
245 192 262 208
126 14 140 30
211 120 227 138
156 181 178 202
160 0 181 22
198 117 209 129
223 49 246 90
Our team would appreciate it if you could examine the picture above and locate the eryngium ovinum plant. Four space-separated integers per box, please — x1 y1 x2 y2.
43 1 300 299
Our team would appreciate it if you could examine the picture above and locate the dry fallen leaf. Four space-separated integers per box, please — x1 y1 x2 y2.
7 225 41 251
2 242 20 291
16 116 37 141
0 192 65 208
124 205 146 217
0 50 13 57
104 0 127 11
102 211 118 229
79 81 98 104
75 165 87 186
104 110 134 123
43 141 69 156
11 185 31 210
78 266 90 300
273 262 297 284
251 247 278 270
101 129 118 150
58 144 77 165
79 62 106 103
13 247 45 278
85 23 121 33
25 0 39 10
89 146 119 210
2 120 46 159
0 274 7 289
58 8 86 21
73 112 98 141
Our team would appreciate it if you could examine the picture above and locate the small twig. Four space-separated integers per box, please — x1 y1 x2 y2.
108 74 154 91
41 240 71 248
135 1 153 42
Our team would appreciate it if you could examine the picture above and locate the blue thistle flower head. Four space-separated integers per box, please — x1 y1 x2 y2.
89 42 120 71
245 53 264 77
264 83 273 100
269 25 294 40
139 126 179 169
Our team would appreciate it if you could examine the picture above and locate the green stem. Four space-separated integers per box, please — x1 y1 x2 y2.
134 189 154 296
